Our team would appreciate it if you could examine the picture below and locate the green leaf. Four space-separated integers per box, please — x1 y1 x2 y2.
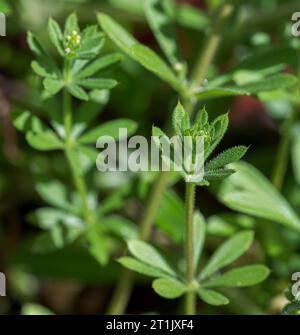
172 101 190 135
67 84 89 101
205 146 248 171
118 257 168 278
193 211 206 271
79 119 137 144
64 12 79 35
21 304 54 316
128 240 176 276
33 226 82 254
27 32 59 73
97 13 138 55
144 0 180 66
76 28 105 59
204 168 235 181
75 53 123 79
229 74 298 94
216 161 300 232
195 87 249 100
195 107 208 127
43 78 64 96
199 231 254 280
26 131 63 151
12 110 44 134
101 216 138 240
0 0 11 15
131 44 181 91
156 189 185 243
76 78 118 90
29 208 83 230
48 17 64 56
205 113 229 160
152 278 186 299
36 181 74 212
86 228 111 265
198 288 229 306
174 3 209 31
292 131 300 185
204 265 270 288
232 47 298 73
31 61 57 79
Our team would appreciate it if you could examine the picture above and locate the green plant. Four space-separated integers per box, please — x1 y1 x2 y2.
13 13 138 264
119 102 269 314
97 0 297 315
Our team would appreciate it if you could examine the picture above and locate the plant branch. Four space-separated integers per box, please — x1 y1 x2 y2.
191 2 234 92
271 109 297 190
106 1 234 315
184 182 196 315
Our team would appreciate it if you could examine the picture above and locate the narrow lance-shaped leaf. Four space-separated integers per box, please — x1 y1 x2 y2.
203 265 270 288
130 44 182 92
118 257 169 278
144 0 181 66
97 13 138 55
152 278 186 299
43 78 64 96
193 211 206 271
216 161 300 232
228 74 298 94
199 231 254 280
76 78 118 90
64 12 79 35
198 288 229 306
204 168 235 181
12 110 44 134
75 53 123 79
67 84 89 101
205 113 229 160
195 87 249 101
26 131 64 152
128 240 176 276
48 17 64 56
205 146 248 171
27 32 59 74
172 101 190 135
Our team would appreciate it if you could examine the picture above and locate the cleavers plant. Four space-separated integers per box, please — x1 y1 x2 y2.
120 103 269 314
13 13 138 265
97 0 298 315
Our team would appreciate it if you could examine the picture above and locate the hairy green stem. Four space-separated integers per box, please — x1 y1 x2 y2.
184 183 196 315
106 2 233 315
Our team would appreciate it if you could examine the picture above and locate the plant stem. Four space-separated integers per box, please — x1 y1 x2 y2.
184 183 196 315
271 109 297 190
191 2 233 91
106 2 233 315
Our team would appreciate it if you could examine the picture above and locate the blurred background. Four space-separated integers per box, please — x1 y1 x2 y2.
1 0 300 315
